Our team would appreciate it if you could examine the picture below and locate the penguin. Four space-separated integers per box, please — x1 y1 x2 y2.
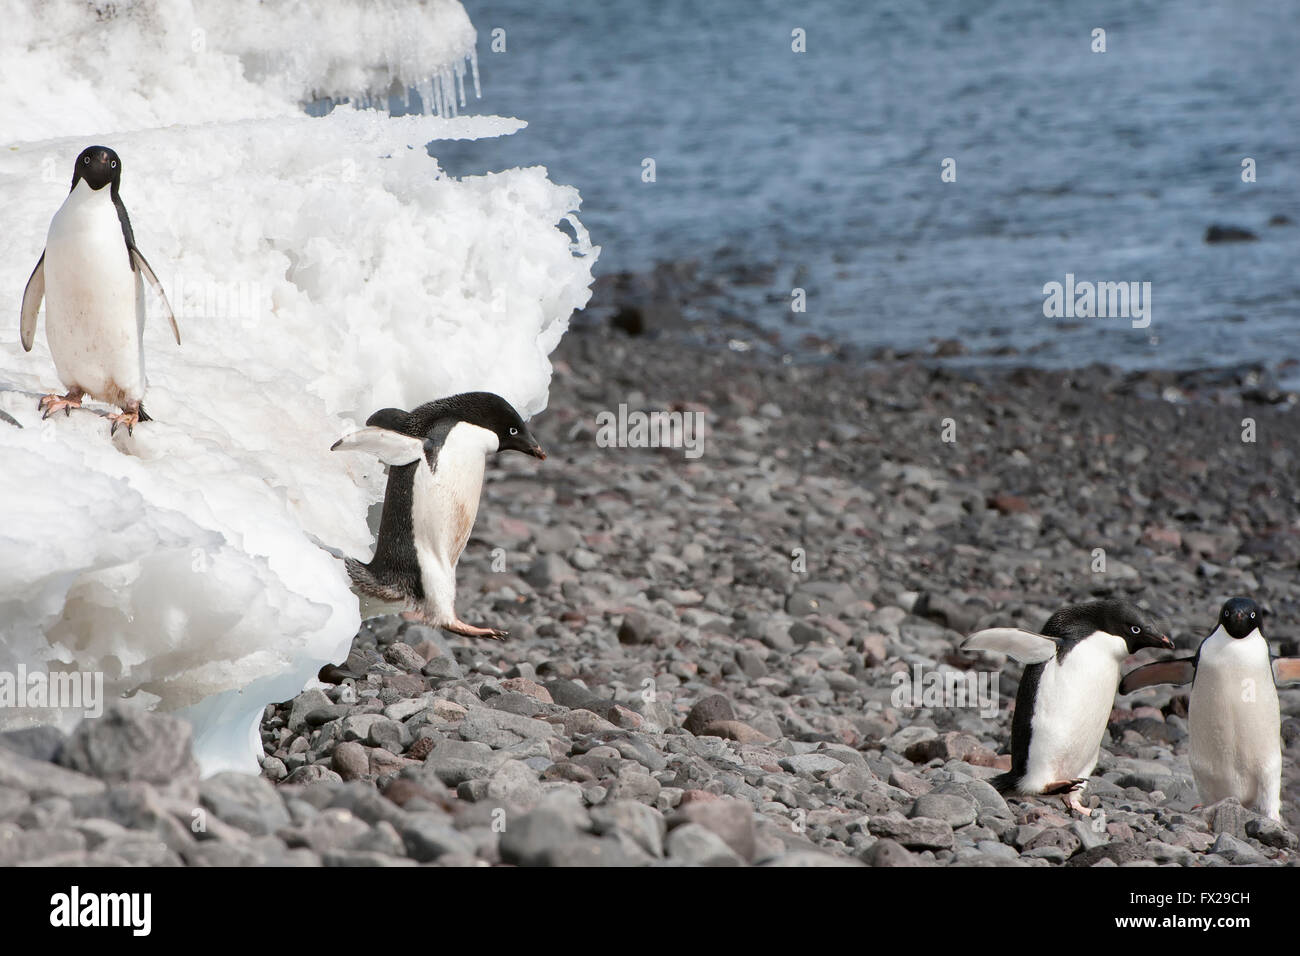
331 391 546 639
1120 597 1300 823
962 599 1173 813
20 145 179 435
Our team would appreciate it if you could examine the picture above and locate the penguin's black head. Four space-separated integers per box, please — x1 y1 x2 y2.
72 146 122 193
1052 599 1173 653
1218 597 1261 640
442 391 546 459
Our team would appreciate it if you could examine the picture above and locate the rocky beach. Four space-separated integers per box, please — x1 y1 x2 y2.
2 299 1299 868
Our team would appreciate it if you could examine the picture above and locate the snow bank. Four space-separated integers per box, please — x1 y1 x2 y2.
0 0 597 774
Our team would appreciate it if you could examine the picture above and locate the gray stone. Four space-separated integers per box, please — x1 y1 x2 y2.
1210 832 1269 865
605 770 661 806
61 706 198 789
778 753 843 776
322 849 417 867
485 760 543 811
684 695 735 735
282 765 343 786
0 726 67 762
0 746 103 800
867 812 954 850
400 813 476 862
498 807 587 866
1207 799 1258 840
665 823 743 866
671 797 756 861
423 738 498 786
860 837 919 867
524 554 578 589
288 690 333 732
331 741 370 781
591 800 667 858
764 850 864 866
459 709 555 745
1245 817 1298 850
199 772 290 836
910 793 977 828
0 824 88 865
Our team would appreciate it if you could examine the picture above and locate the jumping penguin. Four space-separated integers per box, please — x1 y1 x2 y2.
20 145 179 435
1120 597 1300 822
962 599 1173 813
331 391 546 639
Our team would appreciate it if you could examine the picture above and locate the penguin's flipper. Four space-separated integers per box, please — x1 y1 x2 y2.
1272 658 1300 685
1118 658 1195 695
330 425 424 466
130 248 180 345
961 627 1058 664
20 253 44 352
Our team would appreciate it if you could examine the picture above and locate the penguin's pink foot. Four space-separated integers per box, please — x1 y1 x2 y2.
444 618 508 641
1041 778 1089 814
38 389 83 419
107 409 141 437
1064 791 1092 815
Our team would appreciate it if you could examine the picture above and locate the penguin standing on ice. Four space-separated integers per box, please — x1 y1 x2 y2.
331 391 546 639
962 599 1173 813
1120 597 1300 823
20 146 179 435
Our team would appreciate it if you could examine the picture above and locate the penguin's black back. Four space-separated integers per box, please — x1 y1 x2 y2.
364 461 424 600
994 659 1047 793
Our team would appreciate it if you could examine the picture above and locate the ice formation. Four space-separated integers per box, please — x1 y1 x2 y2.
0 0 597 774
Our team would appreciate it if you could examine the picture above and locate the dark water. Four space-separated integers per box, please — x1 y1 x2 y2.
437 0 1300 377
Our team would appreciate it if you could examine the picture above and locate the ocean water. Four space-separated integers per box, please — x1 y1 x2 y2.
442 0 1300 375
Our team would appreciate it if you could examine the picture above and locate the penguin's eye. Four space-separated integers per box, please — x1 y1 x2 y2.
110 160 117 168
83 157 89 164
1250 612 1256 619
1129 625 1141 635
509 427 518 436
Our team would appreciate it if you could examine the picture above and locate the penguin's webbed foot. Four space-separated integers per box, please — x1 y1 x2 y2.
107 408 142 437
1064 791 1092 815
38 389 83 419
444 619 508 641
1040 778 1091 815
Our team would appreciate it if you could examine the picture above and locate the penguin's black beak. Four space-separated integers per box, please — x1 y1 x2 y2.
1152 632 1175 650
527 442 547 460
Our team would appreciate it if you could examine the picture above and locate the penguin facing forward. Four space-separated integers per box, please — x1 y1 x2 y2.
331 392 545 639
21 146 179 435
1120 597 1300 822
962 599 1173 813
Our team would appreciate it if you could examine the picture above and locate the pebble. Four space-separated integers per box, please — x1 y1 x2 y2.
4 324 1299 868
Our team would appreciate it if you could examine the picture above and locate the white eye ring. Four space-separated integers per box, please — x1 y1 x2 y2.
83 157 89 164
1250 612 1256 619
509 427 518 436
1129 625 1141 635
110 160 117 168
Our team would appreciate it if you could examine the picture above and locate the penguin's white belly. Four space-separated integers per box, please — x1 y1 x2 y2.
1189 633 1280 814
1022 633 1125 788
410 424 492 623
43 187 143 404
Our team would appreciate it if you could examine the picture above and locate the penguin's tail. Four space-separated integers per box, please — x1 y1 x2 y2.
342 556 371 588
341 557 409 606
990 770 1020 795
